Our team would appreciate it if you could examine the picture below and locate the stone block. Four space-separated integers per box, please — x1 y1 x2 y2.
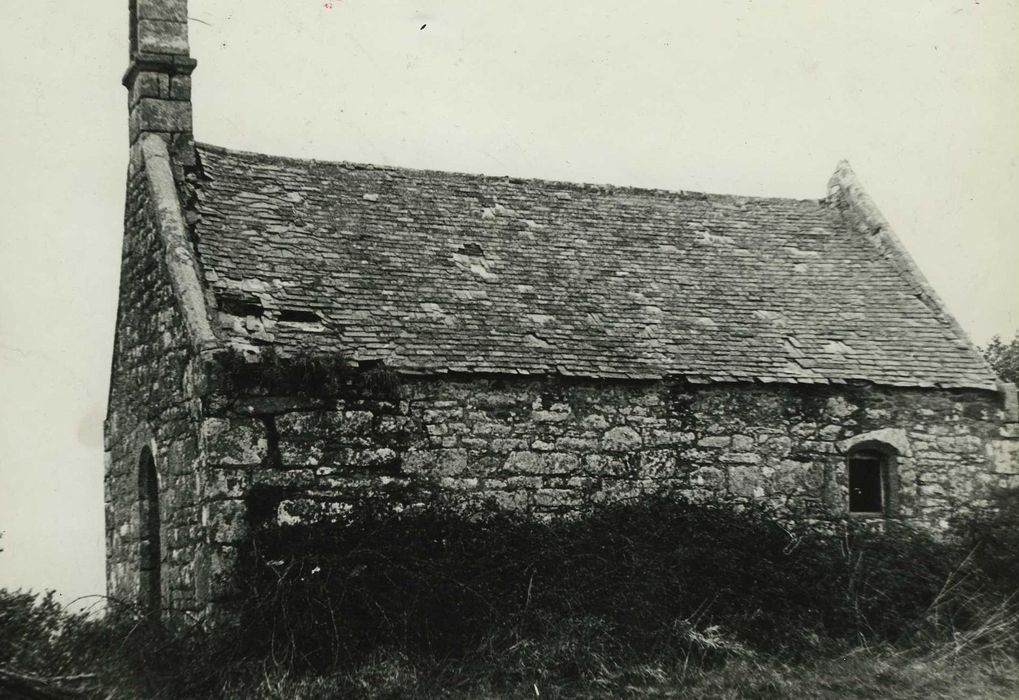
602 426 641 452
489 490 530 510
474 392 522 409
555 436 598 452
533 410 570 423
491 438 528 453
690 466 725 488
819 425 842 441
546 452 583 474
697 435 730 449
772 459 822 493
203 500 248 543
533 489 578 508
340 410 375 436
505 451 580 475
825 396 857 419
209 546 240 590
987 440 1019 474
137 19 189 55
278 440 324 467
204 469 248 500
439 477 479 490
169 75 191 101
758 434 793 454
253 468 316 490
277 499 349 526
936 435 982 454
838 428 911 457
640 450 677 477
473 422 512 437
402 450 433 474
137 0 189 22
433 449 469 476
648 429 695 446
720 452 761 465
130 72 169 105
426 423 449 437
729 466 765 498
505 475 544 489
201 417 266 465
130 98 192 140
791 422 818 439
731 434 755 451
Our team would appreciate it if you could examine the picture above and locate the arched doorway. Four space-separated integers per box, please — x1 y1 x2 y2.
137 446 161 618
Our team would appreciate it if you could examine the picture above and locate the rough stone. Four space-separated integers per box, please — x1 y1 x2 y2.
601 426 642 452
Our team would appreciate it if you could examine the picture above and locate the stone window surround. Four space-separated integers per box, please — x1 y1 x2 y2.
838 428 909 519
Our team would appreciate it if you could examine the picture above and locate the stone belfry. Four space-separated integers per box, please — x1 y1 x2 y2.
123 0 196 175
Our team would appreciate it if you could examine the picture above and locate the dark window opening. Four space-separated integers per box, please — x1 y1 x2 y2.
848 453 884 514
138 447 161 618
278 308 320 323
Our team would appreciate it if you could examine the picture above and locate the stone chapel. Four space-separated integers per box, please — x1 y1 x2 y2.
106 0 1019 617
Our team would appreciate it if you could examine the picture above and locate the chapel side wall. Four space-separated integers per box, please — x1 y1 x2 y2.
104 163 206 616
198 377 1019 539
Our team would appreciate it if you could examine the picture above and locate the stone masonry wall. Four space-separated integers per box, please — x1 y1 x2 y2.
104 162 205 615
199 376 1019 555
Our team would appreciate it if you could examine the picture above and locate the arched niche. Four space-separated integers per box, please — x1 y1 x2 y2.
137 445 161 618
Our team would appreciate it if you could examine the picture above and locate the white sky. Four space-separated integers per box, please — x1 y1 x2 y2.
1 1 1017 607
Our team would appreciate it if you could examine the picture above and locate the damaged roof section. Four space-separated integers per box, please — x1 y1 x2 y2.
188 143 997 389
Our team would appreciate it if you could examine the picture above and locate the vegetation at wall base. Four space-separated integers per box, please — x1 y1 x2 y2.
2 492 1018 698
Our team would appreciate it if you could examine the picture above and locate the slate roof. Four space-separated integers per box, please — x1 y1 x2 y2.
190 143 997 389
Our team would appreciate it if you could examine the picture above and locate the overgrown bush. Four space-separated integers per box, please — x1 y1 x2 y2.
954 486 1019 597
232 494 1012 676
2 492 1017 698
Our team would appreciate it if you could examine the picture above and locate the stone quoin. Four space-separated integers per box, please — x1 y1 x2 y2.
105 0 1019 618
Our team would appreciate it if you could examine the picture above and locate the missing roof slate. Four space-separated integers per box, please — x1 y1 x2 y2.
218 295 264 317
278 309 321 324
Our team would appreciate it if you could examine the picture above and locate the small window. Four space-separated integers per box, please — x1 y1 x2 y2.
848 454 883 513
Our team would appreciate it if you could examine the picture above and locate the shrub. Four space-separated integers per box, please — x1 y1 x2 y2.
233 495 1002 674
953 487 1019 597
3 494 1016 697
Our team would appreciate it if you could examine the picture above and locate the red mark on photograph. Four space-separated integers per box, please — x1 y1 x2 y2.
323 2 334 8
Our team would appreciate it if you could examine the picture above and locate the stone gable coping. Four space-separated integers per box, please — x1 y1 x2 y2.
140 134 218 355
826 161 996 386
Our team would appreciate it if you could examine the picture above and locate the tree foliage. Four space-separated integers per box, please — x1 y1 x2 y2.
983 332 1019 384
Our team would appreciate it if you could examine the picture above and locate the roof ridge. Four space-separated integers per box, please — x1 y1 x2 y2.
195 141 824 205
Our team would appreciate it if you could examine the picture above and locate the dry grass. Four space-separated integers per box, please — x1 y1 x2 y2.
224 647 1019 699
